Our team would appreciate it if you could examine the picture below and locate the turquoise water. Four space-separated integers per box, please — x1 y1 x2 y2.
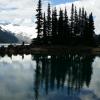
0 54 99 100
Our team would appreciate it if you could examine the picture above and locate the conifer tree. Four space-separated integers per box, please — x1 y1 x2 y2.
83 11 89 44
88 13 95 36
43 13 47 44
47 3 52 37
35 0 43 38
58 9 64 44
63 7 70 44
78 8 82 35
74 6 79 36
88 13 95 45
81 7 85 36
70 4 75 36
52 7 58 44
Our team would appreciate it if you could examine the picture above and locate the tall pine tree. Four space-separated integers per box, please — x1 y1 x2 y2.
78 8 82 35
79 7 85 39
58 9 64 44
63 7 70 45
47 3 52 37
70 4 75 37
74 6 79 36
88 13 95 36
83 11 88 45
35 0 43 38
88 13 95 45
43 13 47 44
74 6 80 45
52 7 58 44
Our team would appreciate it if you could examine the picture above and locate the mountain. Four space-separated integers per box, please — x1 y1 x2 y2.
15 33 32 43
0 24 37 44
0 27 18 43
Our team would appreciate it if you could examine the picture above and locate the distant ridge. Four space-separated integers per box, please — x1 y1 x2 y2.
0 26 18 43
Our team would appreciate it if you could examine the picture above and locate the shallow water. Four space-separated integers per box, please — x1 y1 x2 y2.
0 54 99 100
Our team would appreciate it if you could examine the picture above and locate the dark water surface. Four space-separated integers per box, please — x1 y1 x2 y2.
0 54 100 100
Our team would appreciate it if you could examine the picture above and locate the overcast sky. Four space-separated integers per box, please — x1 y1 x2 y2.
0 0 99 38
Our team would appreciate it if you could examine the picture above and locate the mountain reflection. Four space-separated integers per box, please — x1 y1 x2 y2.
33 54 94 100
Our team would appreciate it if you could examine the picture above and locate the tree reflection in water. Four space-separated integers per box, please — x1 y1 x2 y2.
33 54 94 100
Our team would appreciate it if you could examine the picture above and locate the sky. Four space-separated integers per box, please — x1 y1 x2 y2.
0 0 100 38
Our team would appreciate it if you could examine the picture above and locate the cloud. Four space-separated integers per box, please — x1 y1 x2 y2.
0 0 49 25
0 5 17 11
0 0 37 25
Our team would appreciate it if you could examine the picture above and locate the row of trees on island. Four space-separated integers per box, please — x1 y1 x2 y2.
32 0 95 46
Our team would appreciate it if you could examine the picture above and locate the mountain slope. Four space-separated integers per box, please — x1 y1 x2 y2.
0 27 18 43
1 24 37 43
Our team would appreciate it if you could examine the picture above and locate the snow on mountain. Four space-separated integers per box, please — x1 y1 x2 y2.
0 24 37 43
0 26 18 43
1 24 37 39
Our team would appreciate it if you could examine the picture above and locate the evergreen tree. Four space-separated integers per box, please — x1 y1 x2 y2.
74 6 80 44
70 4 75 36
88 13 95 36
74 6 79 36
88 13 95 45
52 7 58 44
58 9 64 44
81 7 85 37
63 7 70 45
78 8 82 35
35 0 43 38
47 3 52 37
43 13 47 44
78 7 85 44
83 11 89 44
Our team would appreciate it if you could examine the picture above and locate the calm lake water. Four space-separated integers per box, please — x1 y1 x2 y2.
0 54 100 100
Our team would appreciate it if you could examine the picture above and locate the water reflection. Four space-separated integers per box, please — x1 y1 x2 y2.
33 54 94 100
0 54 35 100
0 54 99 100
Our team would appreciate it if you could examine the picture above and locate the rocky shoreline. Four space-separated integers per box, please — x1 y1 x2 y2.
0 44 99 56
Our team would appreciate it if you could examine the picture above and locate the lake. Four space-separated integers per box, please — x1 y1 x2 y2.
0 43 29 47
0 53 100 100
